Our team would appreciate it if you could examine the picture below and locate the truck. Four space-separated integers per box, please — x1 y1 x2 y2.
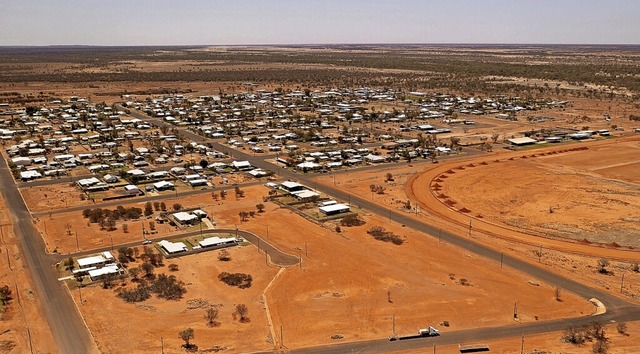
388 326 440 341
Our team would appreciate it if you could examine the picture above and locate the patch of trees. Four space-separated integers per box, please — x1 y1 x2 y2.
82 206 143 228
117 273 186 302
562 321 609 353
367 226 404 245
0 285 12 310
340 214 365 227
218 272 252 289
369 184 386 195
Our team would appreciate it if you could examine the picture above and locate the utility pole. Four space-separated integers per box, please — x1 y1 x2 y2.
305 242 308 258
6 248 11 271
280 325 284 348
520 333 524 354
500 253 504 269
538 245 543 262
621 272 626 293
75 231 79 251
161 336 164 354
514 302 518 320
468 218 472 237
392 314 396 337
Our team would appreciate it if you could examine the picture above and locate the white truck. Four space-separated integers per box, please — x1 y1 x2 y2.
389 326 440 341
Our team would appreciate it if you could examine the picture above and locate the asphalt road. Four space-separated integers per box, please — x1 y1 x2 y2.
0 154 93 353
57 228 299 267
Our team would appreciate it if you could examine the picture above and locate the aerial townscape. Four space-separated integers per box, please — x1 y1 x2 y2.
1 1 640 354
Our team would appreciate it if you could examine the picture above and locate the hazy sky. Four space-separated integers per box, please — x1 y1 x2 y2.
1 0 638 46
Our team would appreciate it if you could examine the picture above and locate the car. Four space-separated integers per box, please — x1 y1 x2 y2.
142 240 152 245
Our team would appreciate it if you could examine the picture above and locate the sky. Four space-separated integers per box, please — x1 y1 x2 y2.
1 0 639 46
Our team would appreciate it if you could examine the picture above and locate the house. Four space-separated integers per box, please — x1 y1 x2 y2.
153 180 175 191
159 240 188 254
103 174 119 183
507 137 537 146
231 160 252 171
11 156 31 166
124 185 141 195
88 264 121 281
77 177 101 189
77 251 115 269
364 154 386 163
172 211 199 225
199 236 237 248
280 181 306 193
319 203 351 216
20 170 42 181
291 190 320 201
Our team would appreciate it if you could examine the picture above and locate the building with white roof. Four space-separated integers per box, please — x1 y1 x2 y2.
159 240 188 254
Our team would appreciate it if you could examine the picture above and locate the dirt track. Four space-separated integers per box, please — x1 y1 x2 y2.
407 135 640 262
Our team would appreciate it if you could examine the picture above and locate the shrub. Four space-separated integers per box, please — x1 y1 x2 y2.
218 272 252 289
367 226 404 245
340 214 365 227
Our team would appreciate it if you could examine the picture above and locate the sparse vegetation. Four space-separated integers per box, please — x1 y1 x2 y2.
597 258 610 274
367 226 404 245
217 249 231 262
218 272 252 289
340 214 365 227
205 307 220 327
232 304 250 323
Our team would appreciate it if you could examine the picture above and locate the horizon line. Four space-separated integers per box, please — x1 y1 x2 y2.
1 42 640 48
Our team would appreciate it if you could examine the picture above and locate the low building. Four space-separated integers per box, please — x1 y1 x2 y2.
198 236 237 248
77 251 114 269
172 211 199 225
507 137 537 146
88 264 121 281
153 180 175 191
124 185 141 195
159 240 188 254
281 181 306 192
319 203 351 216
20 170 42 181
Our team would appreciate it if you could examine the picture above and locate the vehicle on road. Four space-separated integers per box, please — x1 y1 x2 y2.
389 326 439 341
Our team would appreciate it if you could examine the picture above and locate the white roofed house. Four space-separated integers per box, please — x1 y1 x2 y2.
11 156 31 166
159 240 188 254
319 203 351 216
231 160 252 171
172 211 199 225
124 184 141 195
20 170 42 181
153 180 175 191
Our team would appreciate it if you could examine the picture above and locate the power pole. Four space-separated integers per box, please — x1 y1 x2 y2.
520 333 524 354
392 314 396 337
280 325 284 348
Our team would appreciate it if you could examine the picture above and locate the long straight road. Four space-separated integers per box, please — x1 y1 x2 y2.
0 154 94 353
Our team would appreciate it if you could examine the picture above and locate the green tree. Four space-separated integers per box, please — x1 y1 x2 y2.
178 328 195 349
144 202 153 217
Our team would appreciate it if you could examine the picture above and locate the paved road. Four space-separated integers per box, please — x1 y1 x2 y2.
0 154 94 354
56 228 299 267
128 106 640 352
32 179 264 218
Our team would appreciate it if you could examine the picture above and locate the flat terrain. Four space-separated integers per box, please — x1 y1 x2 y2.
3 44 640 353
